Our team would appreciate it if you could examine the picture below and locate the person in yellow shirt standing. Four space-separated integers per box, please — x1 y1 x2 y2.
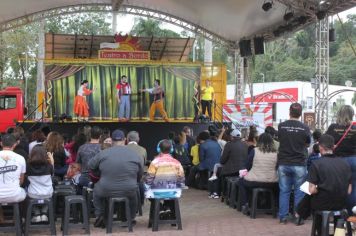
201 80 214 120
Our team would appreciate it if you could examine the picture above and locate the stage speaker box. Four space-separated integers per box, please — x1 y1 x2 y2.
254 37 265 55
329 28 336 42
243 58 248 67
239 40 252 57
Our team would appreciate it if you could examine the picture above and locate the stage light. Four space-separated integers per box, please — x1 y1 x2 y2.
329 28 336 42
262 1 273 12
316 11 326 20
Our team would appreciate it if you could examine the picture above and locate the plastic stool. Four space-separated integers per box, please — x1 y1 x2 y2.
62 195 90 236
229 180 239 208
24 198 56 236
311 209 352 236
53 187 76 220
106 197 133 233
250 187 276 219
136 188 143 216
0 202 22 236
148 198 182 232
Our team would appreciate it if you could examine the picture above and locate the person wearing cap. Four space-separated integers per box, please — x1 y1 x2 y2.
116 75 132 122
208 128 248 199
88 129 143 228
296 134 352 229
74 80 95 122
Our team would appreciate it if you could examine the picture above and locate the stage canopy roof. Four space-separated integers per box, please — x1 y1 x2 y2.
0 0 355 48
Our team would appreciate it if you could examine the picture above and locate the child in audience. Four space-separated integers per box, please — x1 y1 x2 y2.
66 163 82 185
307 143 321 170
26 145 54 223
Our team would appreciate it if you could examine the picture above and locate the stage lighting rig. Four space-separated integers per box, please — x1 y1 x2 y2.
262 0 273 12
316 11 327 20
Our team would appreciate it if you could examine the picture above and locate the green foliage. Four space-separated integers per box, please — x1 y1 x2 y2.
131 18 180 37
45 13 111 35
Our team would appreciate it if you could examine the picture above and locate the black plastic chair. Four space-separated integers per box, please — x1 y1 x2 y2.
311 209 352 236
24 198 56 236
0 202 22 236
106 197 133 233
148 198 182 232
250 187 277 219
62 195 90 236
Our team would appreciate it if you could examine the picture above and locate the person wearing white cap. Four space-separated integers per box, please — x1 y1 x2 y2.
208 128 248 199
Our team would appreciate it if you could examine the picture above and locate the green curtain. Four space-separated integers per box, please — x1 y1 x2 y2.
50 64 200 120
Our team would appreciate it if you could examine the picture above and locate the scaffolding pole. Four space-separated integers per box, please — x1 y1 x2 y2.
235 53 245 103
314 17 329 131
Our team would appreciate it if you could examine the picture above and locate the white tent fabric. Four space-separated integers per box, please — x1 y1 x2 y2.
0 0 355 44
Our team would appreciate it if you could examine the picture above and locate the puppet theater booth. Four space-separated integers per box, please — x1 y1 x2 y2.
21 34 227 149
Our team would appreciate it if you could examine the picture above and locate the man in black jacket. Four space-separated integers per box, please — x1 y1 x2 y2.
209 129 248 198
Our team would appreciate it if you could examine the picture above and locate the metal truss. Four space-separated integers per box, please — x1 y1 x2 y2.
314 17 329 131
0 4 233 48
234 53 245 103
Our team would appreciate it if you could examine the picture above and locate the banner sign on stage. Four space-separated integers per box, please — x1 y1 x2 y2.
98 50 150 60
223 104 273 132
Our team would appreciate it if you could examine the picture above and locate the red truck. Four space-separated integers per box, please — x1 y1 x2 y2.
0 87 24 133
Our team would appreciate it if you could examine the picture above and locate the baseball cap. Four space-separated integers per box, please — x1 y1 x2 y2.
230 129 241 137
111 129 125 141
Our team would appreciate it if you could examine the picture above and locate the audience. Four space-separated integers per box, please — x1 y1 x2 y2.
99 133 112 150
277 103 311 225
29 129 46 154
173 132 192 166
297 134 352 231
190 135 201 166
145 139 185 215
325 105 356 214
45 131 67 178
64 132 87 164
126 131 147 169
183 126 196 155
0 134 26 203
76 126 102 188
208 129 248 198
89 129 143 228
26 145 54 223
238 133 278 215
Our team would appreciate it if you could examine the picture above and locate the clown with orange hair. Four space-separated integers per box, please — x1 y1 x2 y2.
74 80 94 122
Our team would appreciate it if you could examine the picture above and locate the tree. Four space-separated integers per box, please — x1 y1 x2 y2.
131 18 180 37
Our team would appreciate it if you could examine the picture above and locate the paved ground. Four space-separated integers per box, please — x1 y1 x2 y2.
14 188 314 236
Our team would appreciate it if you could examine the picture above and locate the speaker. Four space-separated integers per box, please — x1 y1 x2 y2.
254 37 265 55
239 40 252 57
329 28 335 42
243 58 248 68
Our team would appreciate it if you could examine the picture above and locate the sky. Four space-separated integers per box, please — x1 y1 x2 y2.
115 6 356 35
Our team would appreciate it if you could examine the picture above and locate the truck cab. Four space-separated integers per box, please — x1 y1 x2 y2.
0 87 24 133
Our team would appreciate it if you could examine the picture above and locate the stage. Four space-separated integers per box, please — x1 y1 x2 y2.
19 120 210 160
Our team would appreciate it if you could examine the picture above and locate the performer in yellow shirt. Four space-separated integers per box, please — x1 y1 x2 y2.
201 80 214 120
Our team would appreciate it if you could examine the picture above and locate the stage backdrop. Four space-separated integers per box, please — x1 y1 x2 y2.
48 64 200 120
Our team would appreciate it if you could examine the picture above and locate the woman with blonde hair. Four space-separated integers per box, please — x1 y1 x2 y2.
326 104 356 214
46 132 67 178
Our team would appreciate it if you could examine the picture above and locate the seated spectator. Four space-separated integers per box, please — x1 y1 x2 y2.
145 140 185 218
173 132 192 166
0 134 26 203
238 133 278 215
126 131 147 169
66 163 81 186
26 145 54 223
297 134 352 229
76 126 102 188
12 126 29 155
190 136 201 166
245 126 258 171
89 129 143 228
99 134 112 150
306 143 321 171
308 129 322 155
208 129 248 198
187 131 221 188
29 129 46 154
64 133 87 164
45 132 67 178
182 126 195 155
